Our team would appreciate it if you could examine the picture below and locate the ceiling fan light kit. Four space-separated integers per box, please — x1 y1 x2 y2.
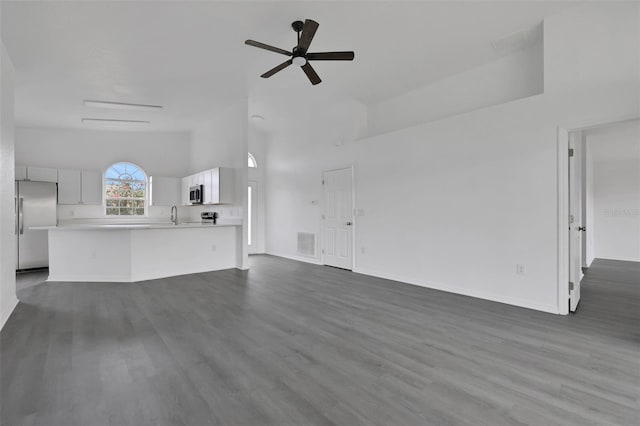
245 19 355 85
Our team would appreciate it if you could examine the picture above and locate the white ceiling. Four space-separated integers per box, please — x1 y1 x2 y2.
1 1 576 132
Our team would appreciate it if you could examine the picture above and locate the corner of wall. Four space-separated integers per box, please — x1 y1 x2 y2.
1 41 18 330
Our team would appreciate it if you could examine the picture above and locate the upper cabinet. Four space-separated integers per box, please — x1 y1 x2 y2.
80 171 102 205
57 169 102 205
209 167 235 204
150 176 180 206
182 167 235 205
15 166 57 182
15 166 27 181
27 167 58 182
57 169 81 204
181 177 190 206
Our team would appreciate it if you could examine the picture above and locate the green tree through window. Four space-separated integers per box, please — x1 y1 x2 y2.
105 162 147 216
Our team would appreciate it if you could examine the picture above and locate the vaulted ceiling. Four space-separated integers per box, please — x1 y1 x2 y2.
1 1 575 132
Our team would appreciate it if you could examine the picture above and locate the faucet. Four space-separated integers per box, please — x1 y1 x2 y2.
170 205 178 225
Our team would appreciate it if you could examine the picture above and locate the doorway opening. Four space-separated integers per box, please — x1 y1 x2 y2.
558 118 640 314
322 166 354 270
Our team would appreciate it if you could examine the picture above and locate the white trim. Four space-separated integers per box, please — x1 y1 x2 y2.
321 165 356 271
47 274 133 283
266 251 324 266
353 266 559 315
48 266 241 284
563 114 640 133
557 127 570 315
0 296 19 331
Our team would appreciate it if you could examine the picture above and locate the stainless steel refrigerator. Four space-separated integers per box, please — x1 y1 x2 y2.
15 181 57 270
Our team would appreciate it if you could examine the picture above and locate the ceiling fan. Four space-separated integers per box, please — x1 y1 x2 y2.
245 19 355 85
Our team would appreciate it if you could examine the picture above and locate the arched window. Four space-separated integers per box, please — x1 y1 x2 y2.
104 162 147 216
248 152 257 168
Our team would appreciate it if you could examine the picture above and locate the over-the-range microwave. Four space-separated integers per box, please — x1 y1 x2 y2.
189 184 203 204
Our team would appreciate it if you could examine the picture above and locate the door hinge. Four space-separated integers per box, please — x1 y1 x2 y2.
322 180 325 185
322 249 325 254
569 281 574 291
568 148 574 157
321 214 325 220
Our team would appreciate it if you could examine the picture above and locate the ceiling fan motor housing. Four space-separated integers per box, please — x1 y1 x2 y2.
291 20 304 33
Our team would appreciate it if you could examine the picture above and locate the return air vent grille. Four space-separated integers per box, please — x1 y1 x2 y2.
297 232 316 257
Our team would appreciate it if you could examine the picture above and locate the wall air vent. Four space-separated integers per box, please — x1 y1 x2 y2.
297 232 316 257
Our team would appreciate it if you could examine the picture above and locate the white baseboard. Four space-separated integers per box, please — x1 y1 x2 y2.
352 267 559 315
47 274 132 283
594 255 640 263
0 296 19 331
266 251 323 266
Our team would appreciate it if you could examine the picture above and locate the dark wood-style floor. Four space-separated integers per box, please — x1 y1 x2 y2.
1 256 638 426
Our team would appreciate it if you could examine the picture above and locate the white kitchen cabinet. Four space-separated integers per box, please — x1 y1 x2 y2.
15 166 27 181
181 177 190 206
58 169 102 205
209 167 235 204
81 170 102 205
150 176 180 206
57 169 81 204
181 167 235 205
202 169 213 204
27 167 58 182
196 172 205 186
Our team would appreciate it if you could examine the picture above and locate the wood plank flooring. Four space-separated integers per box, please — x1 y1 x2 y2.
1 256 638 426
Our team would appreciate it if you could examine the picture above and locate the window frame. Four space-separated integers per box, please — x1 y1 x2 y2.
104 162 149 217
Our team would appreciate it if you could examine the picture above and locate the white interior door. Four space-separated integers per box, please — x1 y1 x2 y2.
322 167 353 270
568 132 583 312
248 181 258 254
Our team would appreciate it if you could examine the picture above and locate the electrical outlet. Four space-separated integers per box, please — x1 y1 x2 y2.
69 210 74 217
91 250 97 259
516 264 526 275
361 247 365 254
211 245 217 252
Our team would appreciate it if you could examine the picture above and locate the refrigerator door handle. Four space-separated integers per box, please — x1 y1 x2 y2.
15 197 18 235
19 197 24 235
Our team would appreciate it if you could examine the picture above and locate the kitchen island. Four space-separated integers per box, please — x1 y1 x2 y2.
37 222 242 282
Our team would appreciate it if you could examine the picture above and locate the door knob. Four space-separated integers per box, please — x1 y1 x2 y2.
346 222 352 226
578 226 586 232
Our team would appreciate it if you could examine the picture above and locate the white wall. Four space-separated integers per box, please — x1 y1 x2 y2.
0 42 18 330
249 126 267 253
16 127 190 176
264 2 640 314
369 39 544 136
15 127 191 219
587 121 640 262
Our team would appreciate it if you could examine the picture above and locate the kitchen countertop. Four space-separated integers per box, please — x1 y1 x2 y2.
31 221 240 231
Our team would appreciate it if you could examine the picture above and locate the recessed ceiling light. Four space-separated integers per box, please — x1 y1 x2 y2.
250 115 265 121
82 118 150 125
83 100 163 111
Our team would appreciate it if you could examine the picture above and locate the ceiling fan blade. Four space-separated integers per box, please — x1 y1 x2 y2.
245 40 291 56
306 51 355 61
297 19 319 51
301 62 321 85
261 59 293 78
